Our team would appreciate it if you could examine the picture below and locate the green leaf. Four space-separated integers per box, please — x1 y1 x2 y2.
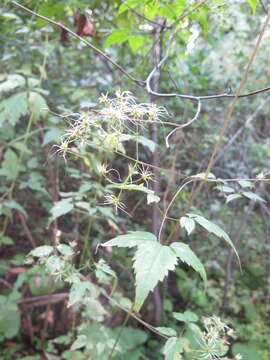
155 327 177 337
247 0 258 13
56 244 74 257
0 298 21 340
28 92 47 121
162 337 184 360
0 74 25 93
179 216 195 235
188 213 240 266
96 259 116 278
105 29 130 47
173 310 198 323
42 127 63 146
68 281 92 307
45 255 65 274
0 149 19 180
242 191 266 203
0 92 28 125
4 200 27 217
238 180 253 188
101 231 156 248
128 35 145 52
133 242 178 311
137 136 156 152
30 245 54 258
232 342 260 360
50 198 74 221
170 242 207 285
215 185 235 193
70 335 88 350
118 3 129 14
226 193 242 203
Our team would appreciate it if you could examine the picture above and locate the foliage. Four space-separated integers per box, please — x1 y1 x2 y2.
0 0 270 359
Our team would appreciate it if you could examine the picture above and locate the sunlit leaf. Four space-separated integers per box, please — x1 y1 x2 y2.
247 0 258 13
105 29 130 47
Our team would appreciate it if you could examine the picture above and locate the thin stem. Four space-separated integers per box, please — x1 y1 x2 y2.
108 312 130 360
11 1 144 87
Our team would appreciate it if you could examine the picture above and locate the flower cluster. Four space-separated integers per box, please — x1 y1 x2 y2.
55 90 168 158
193 317 239 360
53 91 165 214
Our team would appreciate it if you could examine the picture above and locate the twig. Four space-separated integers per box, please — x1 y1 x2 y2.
259 0 268 14
11 1 144 87
165 99 201 147
18 212 36 248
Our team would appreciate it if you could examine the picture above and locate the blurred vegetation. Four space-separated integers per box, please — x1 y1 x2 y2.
0 0 270 359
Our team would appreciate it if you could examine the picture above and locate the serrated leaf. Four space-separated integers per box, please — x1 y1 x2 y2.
133 242 178 311
68 281 92 307
56 244 74 257
226 193 242 203
30 245 54 258
45 255 65 274
70 335 88 350
179 216 195 235
242 191 266 203
155 327 177 337
95 259 116 279
0 149 20 180
170 242 206 285
50 198 74 221
173 310 198 323
101 231 156 248
0 92 28 125
162 337 183 360
188 214 240 267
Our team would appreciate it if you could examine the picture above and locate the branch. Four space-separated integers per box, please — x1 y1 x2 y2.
11 1 144 87
165 99 201 147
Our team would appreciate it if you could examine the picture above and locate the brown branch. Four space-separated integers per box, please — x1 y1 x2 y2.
18 212 36 248
11 1 144 87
